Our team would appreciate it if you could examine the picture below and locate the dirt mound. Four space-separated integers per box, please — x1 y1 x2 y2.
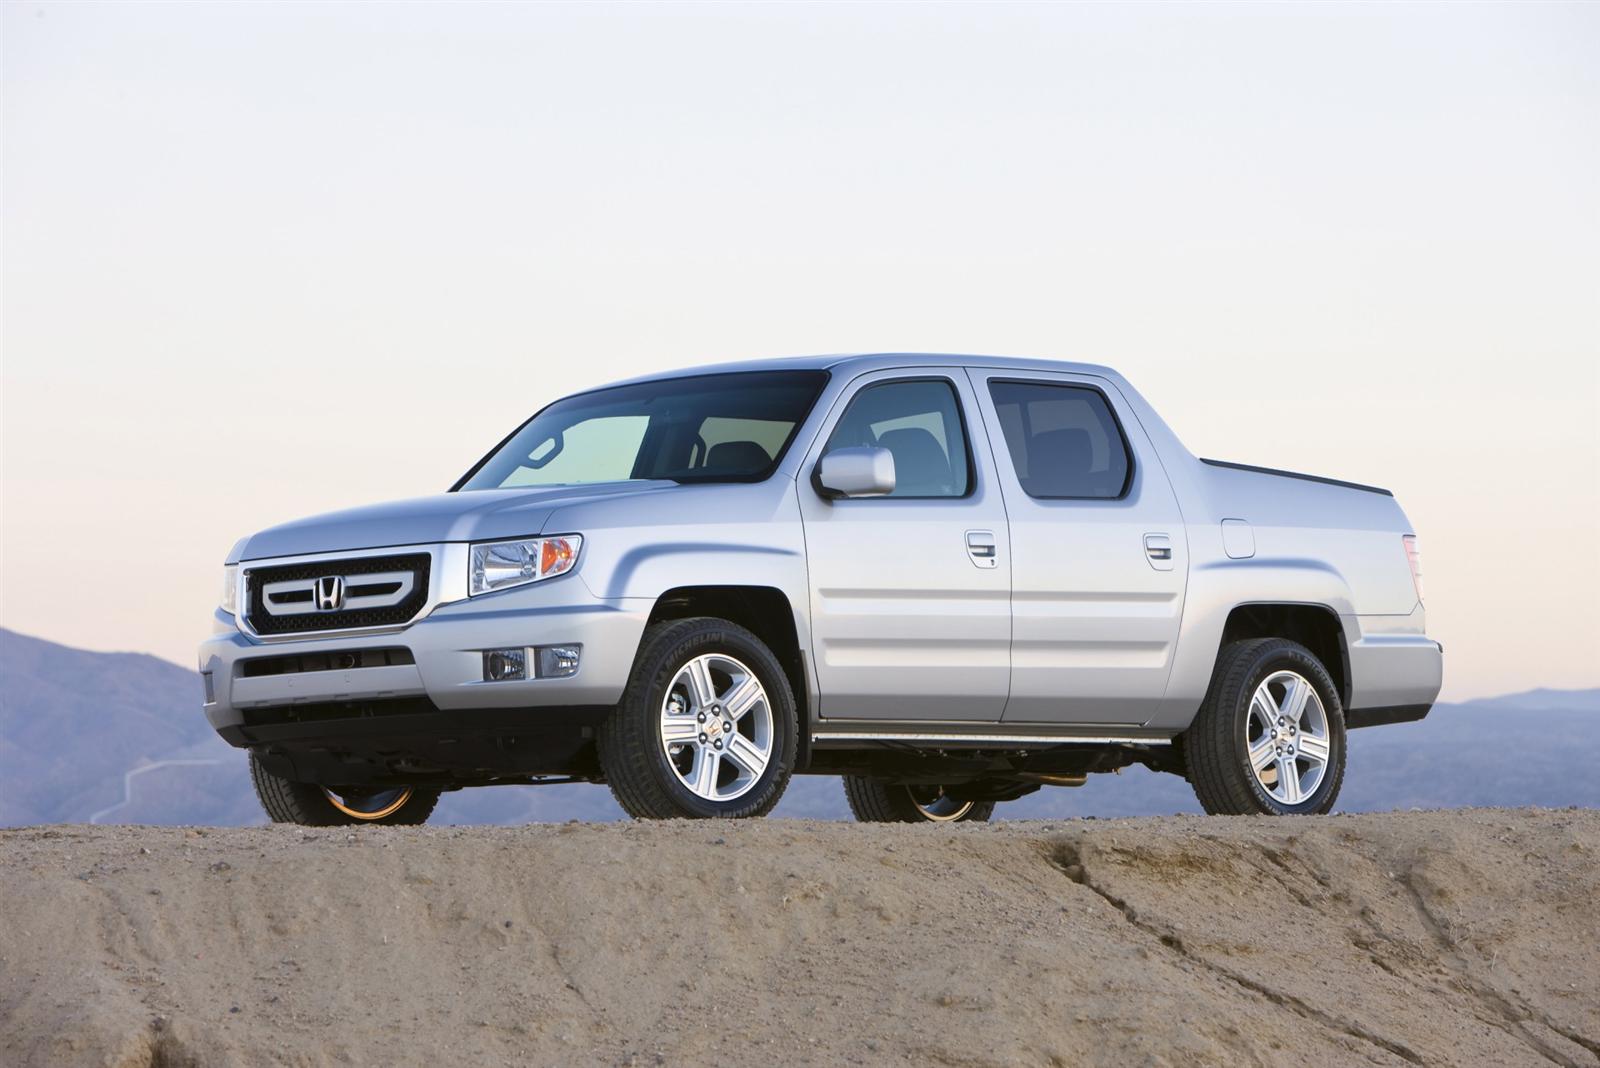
2 809 1596 1067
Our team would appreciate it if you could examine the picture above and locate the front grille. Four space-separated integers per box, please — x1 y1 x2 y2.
245 553 431 635
238 647 416 678
239 695 440 727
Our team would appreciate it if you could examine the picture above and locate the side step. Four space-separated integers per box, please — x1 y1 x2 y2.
811 730 1174 749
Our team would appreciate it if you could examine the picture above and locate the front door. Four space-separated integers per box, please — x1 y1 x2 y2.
969 370 1189 725
797 370 1011 722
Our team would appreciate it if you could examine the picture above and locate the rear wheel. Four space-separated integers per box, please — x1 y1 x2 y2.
249 752 441 826
843 777 996 823
598 617 797 819
1186 638 1346 815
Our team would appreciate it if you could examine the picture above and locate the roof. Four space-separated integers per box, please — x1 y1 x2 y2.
600 352 1121 390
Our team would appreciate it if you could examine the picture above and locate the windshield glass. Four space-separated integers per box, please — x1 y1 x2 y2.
457 370 829 490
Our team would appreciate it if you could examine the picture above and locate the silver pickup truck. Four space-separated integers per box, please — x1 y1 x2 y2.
200 354 1442 825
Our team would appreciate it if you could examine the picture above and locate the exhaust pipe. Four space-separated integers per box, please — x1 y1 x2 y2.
1015 772 1088 787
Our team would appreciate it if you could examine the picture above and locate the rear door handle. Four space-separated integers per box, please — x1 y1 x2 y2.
1144 533 1174 571
966 530 998 569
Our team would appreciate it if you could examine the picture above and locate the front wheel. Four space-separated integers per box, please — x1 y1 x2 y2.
1185 638 1346 815
249 752 441 826
843 777 996 823
598 617 797 819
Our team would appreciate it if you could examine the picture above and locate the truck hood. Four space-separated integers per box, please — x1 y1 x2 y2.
236 482 677 561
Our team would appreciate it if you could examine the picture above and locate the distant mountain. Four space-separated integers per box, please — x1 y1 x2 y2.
0 629 258 825
1444 688 1600 713
2 627 1595 825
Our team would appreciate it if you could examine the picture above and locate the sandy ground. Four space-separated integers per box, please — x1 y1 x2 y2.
1 809 1596 1068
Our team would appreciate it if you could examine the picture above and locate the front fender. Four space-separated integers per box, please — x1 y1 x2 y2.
551 482 818 721
580 540 807 603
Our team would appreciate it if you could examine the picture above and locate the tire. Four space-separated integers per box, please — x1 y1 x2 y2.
249 752 442 826
842 777 996 823
598 617 798 819
1186 638 1347 816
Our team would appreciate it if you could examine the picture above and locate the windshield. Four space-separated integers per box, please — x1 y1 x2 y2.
456 370 830 491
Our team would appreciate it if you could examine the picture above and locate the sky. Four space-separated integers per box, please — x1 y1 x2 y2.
2 1 1597 701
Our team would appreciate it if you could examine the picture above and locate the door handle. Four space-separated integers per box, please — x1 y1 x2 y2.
1144 533 1174 571
965 530 998 569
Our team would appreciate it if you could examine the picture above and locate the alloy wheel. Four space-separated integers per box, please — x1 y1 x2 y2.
658 653 774 802
322 785 414 821
1244 670 1332 806
907 785 976 822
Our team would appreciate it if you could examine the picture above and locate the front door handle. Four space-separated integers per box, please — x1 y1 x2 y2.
965 530 998 569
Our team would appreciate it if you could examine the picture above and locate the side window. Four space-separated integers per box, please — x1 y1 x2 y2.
823 379 971 498
988 381 1132 499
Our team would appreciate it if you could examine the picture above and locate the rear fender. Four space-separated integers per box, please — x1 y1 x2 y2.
1148 556 1356 731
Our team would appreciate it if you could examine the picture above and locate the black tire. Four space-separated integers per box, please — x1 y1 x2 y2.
598 617 798 819
249 752 441 826
842 777 996 823
1186 638 1347 816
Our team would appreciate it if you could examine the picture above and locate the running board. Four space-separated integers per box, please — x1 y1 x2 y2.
811 731 1172 748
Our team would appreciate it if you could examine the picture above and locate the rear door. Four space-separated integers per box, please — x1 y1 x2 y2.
797 369 1011 722
968 369 1188 725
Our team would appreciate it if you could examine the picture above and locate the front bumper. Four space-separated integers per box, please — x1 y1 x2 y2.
199 579 651 739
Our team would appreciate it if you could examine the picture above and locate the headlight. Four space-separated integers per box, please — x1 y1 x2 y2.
469 535 582 597
220 565 239 615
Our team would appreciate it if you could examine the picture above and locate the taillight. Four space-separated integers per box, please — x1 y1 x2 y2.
1402 535 1423 602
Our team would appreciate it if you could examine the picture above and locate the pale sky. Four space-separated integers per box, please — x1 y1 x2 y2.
3 1 1597 701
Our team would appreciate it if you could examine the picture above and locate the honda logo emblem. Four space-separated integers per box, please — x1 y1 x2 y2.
314 575 345 612
261 567 414 620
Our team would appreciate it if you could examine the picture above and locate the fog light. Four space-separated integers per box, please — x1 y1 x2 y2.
536 645 581 679
482 648 528 682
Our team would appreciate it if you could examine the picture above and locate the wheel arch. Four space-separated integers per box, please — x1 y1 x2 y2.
1216 602 1350 708
646 585 813 770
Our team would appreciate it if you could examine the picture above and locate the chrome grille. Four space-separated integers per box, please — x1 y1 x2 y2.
244 553 431 635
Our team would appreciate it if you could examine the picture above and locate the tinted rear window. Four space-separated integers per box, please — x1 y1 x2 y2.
988 381 1131 499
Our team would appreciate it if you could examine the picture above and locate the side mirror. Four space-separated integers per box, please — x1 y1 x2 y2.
817 446 896 498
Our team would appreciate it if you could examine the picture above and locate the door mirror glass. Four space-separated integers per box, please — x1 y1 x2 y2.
817 446 896 498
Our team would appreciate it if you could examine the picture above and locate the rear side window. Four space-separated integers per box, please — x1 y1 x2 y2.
823 379 972 498
988 381 1131 499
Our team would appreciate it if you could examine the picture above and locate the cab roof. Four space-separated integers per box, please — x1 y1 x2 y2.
599 352 1122 391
